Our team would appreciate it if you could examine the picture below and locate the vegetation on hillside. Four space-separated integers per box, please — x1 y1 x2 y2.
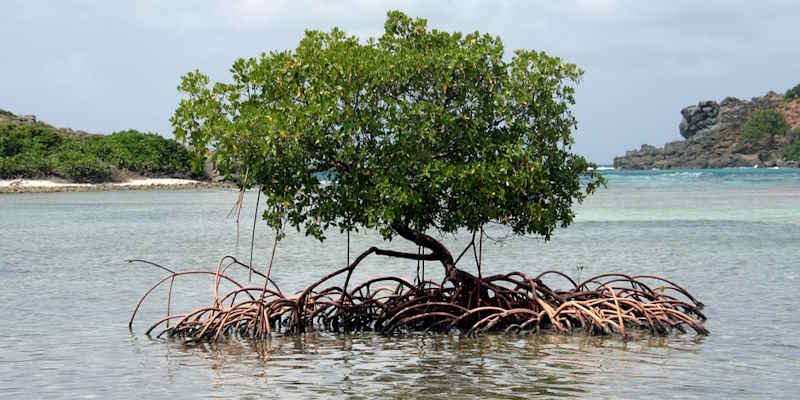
0 120 200 182
786 83 800 101
741 109 791 144
739 108 800 160
782 129 800 161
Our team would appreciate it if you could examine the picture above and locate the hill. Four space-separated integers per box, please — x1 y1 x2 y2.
0 109 204 182
614 86 800 169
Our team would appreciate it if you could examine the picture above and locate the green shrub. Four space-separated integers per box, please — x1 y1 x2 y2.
0 152 54 178
50 150 116 182
782 129 800 161
741 109 790 143
786 83 800 101
0 123 63 156
96 130 192 176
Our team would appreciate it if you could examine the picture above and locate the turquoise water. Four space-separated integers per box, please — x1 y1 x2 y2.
601 168 800 191
1 168 799 399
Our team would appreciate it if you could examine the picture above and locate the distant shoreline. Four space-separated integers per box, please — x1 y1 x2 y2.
0 178 233 193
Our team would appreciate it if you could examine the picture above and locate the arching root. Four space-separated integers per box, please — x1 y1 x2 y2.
129 255 708 343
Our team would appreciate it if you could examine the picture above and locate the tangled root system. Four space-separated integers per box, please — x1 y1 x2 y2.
129 252 707 344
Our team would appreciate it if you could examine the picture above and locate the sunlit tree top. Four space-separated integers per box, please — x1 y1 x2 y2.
172 10 604 243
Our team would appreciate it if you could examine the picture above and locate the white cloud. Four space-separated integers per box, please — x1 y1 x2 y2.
2 0 799 162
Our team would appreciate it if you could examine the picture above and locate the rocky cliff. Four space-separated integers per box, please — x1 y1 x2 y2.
613 91 800 169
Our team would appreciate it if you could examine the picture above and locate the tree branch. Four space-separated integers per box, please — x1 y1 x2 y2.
374 247 440 262
390 223 456 277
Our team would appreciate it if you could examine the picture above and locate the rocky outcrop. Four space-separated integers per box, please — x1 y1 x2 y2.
0 110 38 126
679 101 719 139
0 109 97 138
614 91 800 169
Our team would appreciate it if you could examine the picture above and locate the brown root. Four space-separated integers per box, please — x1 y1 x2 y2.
129 251 708 343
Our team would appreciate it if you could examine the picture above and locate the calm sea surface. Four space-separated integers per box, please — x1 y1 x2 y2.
1 168 799 399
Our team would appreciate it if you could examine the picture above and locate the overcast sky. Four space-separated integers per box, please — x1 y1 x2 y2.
2 1 798 163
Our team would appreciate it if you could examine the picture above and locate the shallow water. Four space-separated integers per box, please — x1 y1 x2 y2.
1 169 799 399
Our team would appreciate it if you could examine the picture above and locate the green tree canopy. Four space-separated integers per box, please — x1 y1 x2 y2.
172 11 603 275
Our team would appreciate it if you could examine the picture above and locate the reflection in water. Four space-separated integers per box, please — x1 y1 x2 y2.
148 332 707 399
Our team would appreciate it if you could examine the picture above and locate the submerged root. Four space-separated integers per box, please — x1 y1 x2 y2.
129 256 708 343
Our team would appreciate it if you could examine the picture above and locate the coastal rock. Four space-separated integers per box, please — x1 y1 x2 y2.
614 90 799 169
679 101 719 139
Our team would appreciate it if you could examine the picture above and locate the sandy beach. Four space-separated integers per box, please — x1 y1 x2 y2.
0 178 230 193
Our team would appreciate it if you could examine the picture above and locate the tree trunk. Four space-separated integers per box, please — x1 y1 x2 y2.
389 223 476 284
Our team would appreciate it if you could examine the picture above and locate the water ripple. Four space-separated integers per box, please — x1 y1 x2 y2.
1 178 798 399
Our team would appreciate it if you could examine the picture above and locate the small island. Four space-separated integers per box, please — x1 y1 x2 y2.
129 11 707 342
0 109 227 192
614 85 800 169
